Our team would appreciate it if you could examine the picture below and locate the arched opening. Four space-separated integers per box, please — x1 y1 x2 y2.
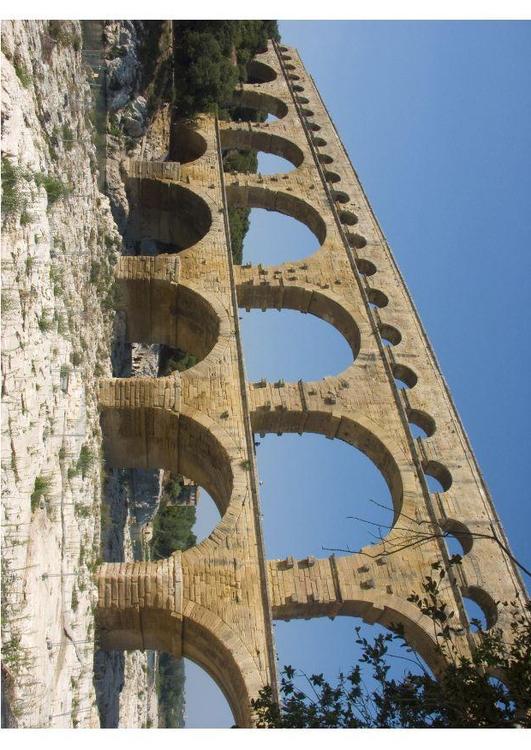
226 186 326 265
229 90 288 121
347 232 367 249
126 179 211 252
356 259 377 276
271 615 432 720
220 128 304 171
367 288 389 309
115 280 221 366
238 283 361 360
251 410 404 525
100 410 233 517
227 185 326 244
440 518 473 555
247 59 277 83
423 460 453 493
379 323 402 347
392 363 418 389
253 432 394 560
180 659 234 727
168 122 207 164
240 308 354 382
339 210 358 226
407 409 436 439
462 586 498 630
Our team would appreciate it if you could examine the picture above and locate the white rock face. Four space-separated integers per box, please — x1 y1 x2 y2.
1 20 157 729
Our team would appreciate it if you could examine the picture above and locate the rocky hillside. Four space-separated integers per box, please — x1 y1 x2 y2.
1 19 167 728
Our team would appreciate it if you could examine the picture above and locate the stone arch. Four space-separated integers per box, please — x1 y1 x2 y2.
220 128 304 169
247 59 277 83
271 580 445 676
237 282 361 359
251 409 405 518
100 408 234 516
116 278 227 364
231 89 289 120
169 122 207 163
126 178 212 250
96 567 263 727
226 184 327 246
181 601 266 727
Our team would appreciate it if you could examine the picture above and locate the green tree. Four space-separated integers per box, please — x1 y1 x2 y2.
252 559 531 728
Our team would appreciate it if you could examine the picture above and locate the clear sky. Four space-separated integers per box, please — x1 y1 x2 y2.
183 20 531 727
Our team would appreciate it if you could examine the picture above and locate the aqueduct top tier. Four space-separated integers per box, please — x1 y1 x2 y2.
96 38 528 726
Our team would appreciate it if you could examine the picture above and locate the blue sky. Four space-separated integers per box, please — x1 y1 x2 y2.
183 20 531 727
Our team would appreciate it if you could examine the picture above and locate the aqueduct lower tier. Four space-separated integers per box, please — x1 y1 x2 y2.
95 39 527 725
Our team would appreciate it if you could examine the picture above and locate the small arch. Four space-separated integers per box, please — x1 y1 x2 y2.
247 59 277 84
462 586 498 630
307 122 321 132
226 184 327 246
220 128 304 169
333 190 350 204
285 63 296 71
126 179 211 251
356 259 377 276
407 408 436 438
230 90 288 120
339 210 358 226
392 362 418 389
346 232 367 249
324 171 341 184
168 122 207 164
440 518 473 555
295 95 309 104
318 153 334 165
289 74 301 81
292 84 304 93
301 108 314 117
379 323 402 346
312 136 327 147
279 46 289 53
423 460 452 493
367 288 389 309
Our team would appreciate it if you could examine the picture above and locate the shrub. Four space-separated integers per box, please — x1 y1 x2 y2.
31 475 51 512
1 156 27 217
77 444 93 478
34 172 69 206
14 61 31 88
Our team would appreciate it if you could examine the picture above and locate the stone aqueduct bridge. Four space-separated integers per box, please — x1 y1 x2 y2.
95 41 527 725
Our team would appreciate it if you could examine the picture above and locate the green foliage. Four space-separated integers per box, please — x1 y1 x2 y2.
77 444 94 478
252 559 531 728
158 346 197 376
31 475 51 512
150 503 196 561
228 207 250 264
14 61 32 87
172 21 280 117
2 156 28 217
157 653 186 727
34 172 69 205
71 586 79 612
37 311 53 332
48 21 81 50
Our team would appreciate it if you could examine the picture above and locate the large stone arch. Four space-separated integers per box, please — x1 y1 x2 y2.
96 558 265 727
113 274 230 367
251 409 407 520
270 569 446 676
126 178 212 250
226 183 327 246
220 127 304 170
237 279 361 359
99 408 234 516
